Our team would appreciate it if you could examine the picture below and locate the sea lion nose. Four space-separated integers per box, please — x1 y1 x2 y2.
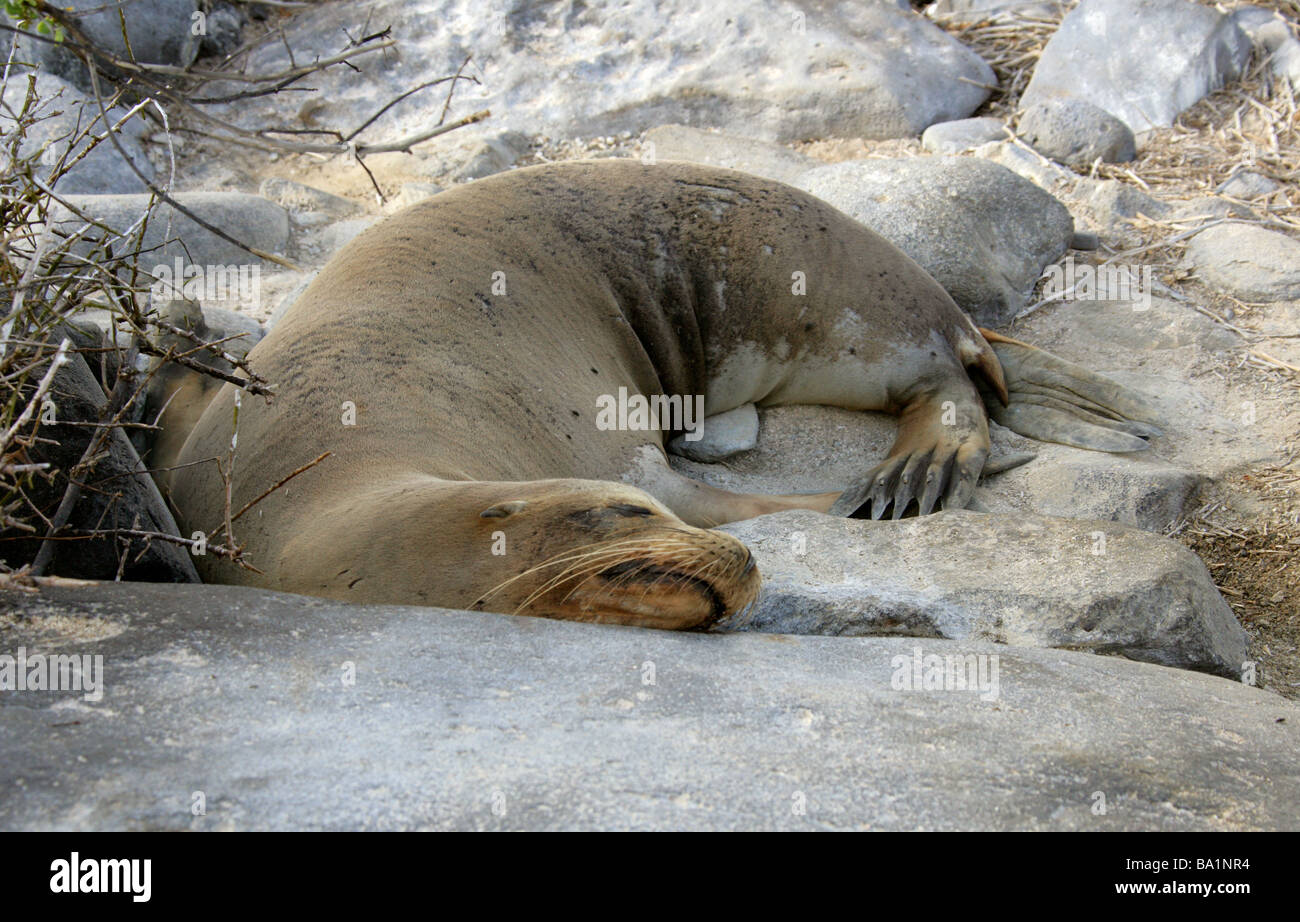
740 548 756 576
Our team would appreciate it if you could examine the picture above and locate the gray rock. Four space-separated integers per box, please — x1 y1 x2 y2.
1069 177 1173 244
1216 170 1281 199
1171 196 1256 224
670 403 895 499
643 125 819 185
1230 5 1283 43
971 139 1076 193
300 217 380 263
189 305 264 346
0 72 154 194
796 156 1074 325
268 271 320 327
920 117 1007 154
668 403 759 462
1268 38 1300 91
1018 98 1136 169
74 300 263 352
927 0 1068 21
198 1 246 59
50 192 290 270
23 0 201 91
1185 223 1300 302
719 510 1245 677
1070 230 1101 250
1022 0 1252 135
1002 292 1276 487
1 581 1292 831
0 344 200 583
219 0 995 144
980 449 1205 532
1235 11 1300 90
389 182 444 210
258 178 359 216
449 130 533 182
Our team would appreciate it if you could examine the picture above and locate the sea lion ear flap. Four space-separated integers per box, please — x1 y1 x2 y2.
480 500 528 519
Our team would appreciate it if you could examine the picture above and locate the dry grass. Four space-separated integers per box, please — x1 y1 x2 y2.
1094 57 1299 221
1178 463 1300 697
927 3 1070 119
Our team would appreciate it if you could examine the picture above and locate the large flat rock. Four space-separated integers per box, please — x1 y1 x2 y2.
2 582 1296 830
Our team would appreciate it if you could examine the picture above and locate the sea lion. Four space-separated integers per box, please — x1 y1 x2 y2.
166 160 1160 628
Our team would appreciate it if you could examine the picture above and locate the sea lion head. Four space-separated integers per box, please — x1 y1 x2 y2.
470 480 759 630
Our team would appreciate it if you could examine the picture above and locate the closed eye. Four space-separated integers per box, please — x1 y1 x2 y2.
608 503 655 517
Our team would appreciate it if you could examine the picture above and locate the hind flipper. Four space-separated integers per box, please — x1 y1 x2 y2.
976 330 1165 453
830 380 989 519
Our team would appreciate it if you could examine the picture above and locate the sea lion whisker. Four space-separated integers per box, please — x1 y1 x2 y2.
579 544 712 602
477 536 686 604
621 547 719 608
509 539 705 611
674 554 728 600
510 552 657 612
520 550 661 606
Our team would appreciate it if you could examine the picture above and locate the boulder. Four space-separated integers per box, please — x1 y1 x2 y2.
643 124 819 185
1216 171 1281 199
22 0 201 91
1068 177 1174 244
977 449 1205 533
1017 98 1137 169
1021 0 1252 135
197 1 246 59
1185 223 1300 302
796 156 1074 325
1233 7 1300 91
448 130 533 182
920 117 1007 154
0 581 1293 830
718 510 1247 677
0 72 154 194
49 193 291 282
927 0 1068 21
217 0 995 144
258 178 360 217
668 403 760 462
970 139 1076 194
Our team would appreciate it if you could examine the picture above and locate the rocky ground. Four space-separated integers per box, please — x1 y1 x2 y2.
3 0 1300 828
3 581 1297 831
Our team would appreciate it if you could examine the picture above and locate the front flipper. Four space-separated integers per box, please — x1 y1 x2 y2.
829 381 990 520
976 329 1166 453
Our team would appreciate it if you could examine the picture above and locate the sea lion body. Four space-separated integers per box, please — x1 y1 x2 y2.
171 160 1134 626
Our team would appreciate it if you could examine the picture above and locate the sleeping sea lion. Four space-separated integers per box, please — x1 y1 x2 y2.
166 160 1160 628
